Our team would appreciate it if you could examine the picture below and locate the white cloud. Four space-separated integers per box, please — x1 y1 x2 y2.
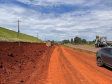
15 0 112 9
0 2 112 41
16 0 85 6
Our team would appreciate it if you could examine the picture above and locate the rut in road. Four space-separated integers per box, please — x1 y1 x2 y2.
45 45 112 84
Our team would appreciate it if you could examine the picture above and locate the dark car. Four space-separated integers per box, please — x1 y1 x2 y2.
96 46 112 68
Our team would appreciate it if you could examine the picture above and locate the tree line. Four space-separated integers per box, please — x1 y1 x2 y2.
62 36 88 44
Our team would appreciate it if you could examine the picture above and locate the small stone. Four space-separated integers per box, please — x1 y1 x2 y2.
20 80 24 83
0 65 3 68
8 53 14 57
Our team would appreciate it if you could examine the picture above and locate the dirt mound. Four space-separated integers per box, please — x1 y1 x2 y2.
0 42 55 84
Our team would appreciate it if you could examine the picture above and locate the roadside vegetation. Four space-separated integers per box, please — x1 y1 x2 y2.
54 41 59 44
73 43 94 47
62 36 94 47
0 27 44 43
50 40 59 44
61 44 96 54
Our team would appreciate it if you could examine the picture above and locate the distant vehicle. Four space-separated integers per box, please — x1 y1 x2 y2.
94 36 107 47
94 36 112 48
96 46 112 68
59 42 62 45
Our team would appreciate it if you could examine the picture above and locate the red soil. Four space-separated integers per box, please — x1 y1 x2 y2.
1 43 112 84
0 42 54 84
45 45 112 84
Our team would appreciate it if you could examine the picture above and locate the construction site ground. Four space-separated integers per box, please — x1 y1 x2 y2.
0 42 112 84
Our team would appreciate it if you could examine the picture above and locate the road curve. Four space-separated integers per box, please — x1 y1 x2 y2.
66 44 101 52
44 45 112 84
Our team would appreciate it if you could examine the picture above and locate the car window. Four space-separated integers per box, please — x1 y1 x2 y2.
101 48 111 54
110 49 112 55
105 48 111 53
101 48 106 53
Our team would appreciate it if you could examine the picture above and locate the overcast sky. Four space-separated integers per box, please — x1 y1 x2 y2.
0 0 112 41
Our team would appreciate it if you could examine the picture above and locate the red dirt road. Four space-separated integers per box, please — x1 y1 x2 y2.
1 43 112 84
45 45 112 84
66 44 101 52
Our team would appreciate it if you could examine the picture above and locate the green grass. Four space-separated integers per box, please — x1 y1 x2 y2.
54 41 59 44
61 45 96 54
66 43 94 47
75 44 94 47
0 27 44 43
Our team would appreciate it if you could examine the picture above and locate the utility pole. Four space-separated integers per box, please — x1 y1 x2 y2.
17 19 21 39
45 37 46 42
37 33 38 43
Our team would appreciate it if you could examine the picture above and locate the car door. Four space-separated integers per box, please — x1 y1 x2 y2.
101 48 112 65
109 49 112 65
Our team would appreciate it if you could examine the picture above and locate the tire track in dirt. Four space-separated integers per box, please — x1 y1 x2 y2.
61 46 112 84
45 45 67 84
64 47 112 78
45 45 112 84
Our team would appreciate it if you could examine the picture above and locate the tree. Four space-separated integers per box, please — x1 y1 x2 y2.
71 38 73 44
51 40 54 43
62 39 69 44
88 41 94 44
74 36 87 44
62 36 88 45
74 36 78 43
82 39 87 44
78 37 81 44
74 36 81 44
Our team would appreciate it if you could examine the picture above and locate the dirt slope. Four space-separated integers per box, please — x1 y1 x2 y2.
1 43 112 84
0 42 55 84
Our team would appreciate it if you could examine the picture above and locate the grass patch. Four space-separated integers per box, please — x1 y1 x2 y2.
76 44 94 47
0 27 44 43
61 45 96 54
54 41 59 44
71 43 94 47
65 43 94 47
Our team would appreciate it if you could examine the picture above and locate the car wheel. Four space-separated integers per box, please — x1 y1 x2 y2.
97 58 104 67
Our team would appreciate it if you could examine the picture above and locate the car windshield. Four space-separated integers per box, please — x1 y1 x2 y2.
101 38 106 42
110 49 112 55
101 48 111 54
